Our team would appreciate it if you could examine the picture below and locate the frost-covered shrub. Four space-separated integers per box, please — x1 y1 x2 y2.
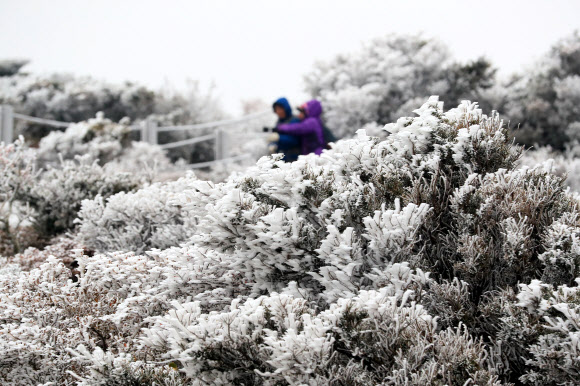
76 175 199 253
0 61 272 167
143 268 500 385
503 31 580 149
473 277 580 385
68 346 187 386
3 97 580 384
36 112 131 166
0 138 144 252
305 31 580 152
0 137 39 254
516 278 580 385
0 255 94 384
519 145 580 193
0 59 28 77
105 140 176 177
24 155 142 235
0 251 166 384
7 237 82 271
304 34 497 138
36 112 176 177
448 166 576 298
0 69 225 145
0 242 248 384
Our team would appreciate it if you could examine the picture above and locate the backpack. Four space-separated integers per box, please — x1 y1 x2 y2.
322 124 338 149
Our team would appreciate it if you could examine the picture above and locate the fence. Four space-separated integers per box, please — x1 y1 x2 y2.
0 104 269 169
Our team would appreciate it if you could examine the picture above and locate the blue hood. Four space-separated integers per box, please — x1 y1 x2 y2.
273 97 293 122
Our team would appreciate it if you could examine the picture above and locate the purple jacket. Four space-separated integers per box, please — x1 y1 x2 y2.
277 99 325 156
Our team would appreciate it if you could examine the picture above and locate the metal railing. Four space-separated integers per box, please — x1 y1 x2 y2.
0 104 269 169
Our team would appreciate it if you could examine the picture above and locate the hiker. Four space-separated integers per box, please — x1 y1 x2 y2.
270 97 301 162
276 99 325 156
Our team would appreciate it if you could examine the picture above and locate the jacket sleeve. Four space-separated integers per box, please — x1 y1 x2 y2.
277 118 317 135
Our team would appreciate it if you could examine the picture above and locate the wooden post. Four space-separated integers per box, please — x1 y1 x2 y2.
0 105 14 143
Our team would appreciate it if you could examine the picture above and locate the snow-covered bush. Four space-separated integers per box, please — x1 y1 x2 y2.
516 278 580 384
104 140 175 177
503 31 580 149
4 97 580 384
36 112 131 166
0 252 153 384
0 69 225 146
304 34 497 138
0 61 272 168
76 175 199 253
7 237 82 271
0 137 145 253
36 112 176 176
22 155 143 236
143 268 500 385
305 31 580 153
0 59 28 77
142 98 579 384
68 346 186 386
0 137 39 254
519 145 580 193
0 242 247 384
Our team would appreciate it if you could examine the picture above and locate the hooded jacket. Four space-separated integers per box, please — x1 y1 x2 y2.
272 97 301 161
273 97 300 125
277 99 325 156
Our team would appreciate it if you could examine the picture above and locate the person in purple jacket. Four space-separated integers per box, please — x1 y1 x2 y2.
276 99 325 156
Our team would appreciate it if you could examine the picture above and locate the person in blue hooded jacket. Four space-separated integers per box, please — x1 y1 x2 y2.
277 99 325 156
271 97 301 162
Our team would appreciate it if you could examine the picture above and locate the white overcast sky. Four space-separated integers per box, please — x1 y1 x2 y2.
1 0 579 115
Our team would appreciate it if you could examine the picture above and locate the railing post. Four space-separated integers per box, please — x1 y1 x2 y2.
142 118 158 145
141 121 148 143
215 129 228 160
0 105 14 143
222 130 229 159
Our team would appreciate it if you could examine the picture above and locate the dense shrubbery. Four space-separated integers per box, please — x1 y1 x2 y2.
0 137 40 254
4 31 580 154
0 116 159 253
36 111 175 173
502 31 580 149
76 175 199 254
304 34 497 139
0 145 143 251
0 68 225 136
305 32 580 153
36 112 132 166
0 66 228 164
0 65 274 166
2 98 580 384
25 155 143 236
519 145 580 193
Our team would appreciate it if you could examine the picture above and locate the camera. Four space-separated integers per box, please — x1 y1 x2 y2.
263 127 278 133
